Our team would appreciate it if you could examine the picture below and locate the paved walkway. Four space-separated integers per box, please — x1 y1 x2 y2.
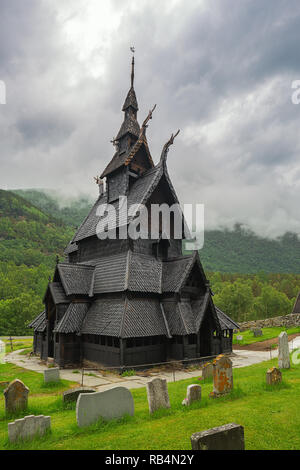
4 336 300 392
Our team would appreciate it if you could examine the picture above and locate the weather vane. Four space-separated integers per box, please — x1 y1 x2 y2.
130 46 135 54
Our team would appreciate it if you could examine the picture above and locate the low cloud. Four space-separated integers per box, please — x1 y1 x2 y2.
0 0 299 238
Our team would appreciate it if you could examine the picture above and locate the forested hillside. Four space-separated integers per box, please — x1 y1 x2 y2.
0 190 73 335
13 189 93 227
198 225 300 274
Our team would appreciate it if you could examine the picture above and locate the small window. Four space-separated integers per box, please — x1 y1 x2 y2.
113 337 120 348
107 337 113 347
100 336 106 346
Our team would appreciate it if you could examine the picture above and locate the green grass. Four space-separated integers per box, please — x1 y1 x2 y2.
1 357 300 450
121 369 136 377
2 338 33 354
233 326 300 346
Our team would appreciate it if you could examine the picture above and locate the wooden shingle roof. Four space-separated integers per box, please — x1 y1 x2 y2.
54 302 89 334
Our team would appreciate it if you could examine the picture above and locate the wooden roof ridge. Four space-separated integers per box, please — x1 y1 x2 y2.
119 296 129 338
177 251 199 293
177 302 190 335
124 133 154 168
159 303 172 338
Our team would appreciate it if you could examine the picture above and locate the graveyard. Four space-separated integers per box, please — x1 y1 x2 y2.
1 347 300 450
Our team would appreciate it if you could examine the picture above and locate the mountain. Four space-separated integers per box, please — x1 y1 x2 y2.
196 225 300 274
13 189 93 227
0 189 73 268
11 188 300 274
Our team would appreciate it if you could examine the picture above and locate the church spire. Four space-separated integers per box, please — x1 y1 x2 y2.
131 54 135 89
116 48 140 144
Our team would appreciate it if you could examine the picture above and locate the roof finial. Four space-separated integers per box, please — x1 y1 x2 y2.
130 46 135 88
160 130 180 164
140 104 157 137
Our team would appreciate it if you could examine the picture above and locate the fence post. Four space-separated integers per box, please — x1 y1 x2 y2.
81 368 84 387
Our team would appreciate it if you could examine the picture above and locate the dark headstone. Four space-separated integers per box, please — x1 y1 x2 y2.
253 328 263 337
266 367 282 385
63 387 95 403
191 423 245 450
4 379 29 414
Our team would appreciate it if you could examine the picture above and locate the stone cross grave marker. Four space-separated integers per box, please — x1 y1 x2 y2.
278 331 290 369
182 384 201 406
210 354 233 398
4 379 29 414
76 386 134 427
191 423 245 450
146 378 170 414
266 367 282 385
8 415 51 443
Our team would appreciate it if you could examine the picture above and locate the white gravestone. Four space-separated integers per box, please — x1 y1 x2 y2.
8 415 51 442
76 386 134 427
43 368 60 383
278 332 290 369
146 378 170 414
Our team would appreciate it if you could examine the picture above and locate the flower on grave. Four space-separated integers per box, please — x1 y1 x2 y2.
182 397 188 406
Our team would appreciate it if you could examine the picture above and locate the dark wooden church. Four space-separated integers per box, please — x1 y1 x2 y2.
29 55 238 368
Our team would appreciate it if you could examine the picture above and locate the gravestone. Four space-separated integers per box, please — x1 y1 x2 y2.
63 387 95 403
253 328 263 337
210 354 233 398
4 379 29 414
278 331 290 369
266 367 282 385
146 378 170 414
8 415 51 442
191 423 245 450
44 368 60 383
201 362 213 380
76 386 134 427
182 384 201 406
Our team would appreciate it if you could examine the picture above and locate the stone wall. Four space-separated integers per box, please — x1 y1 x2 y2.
237 314 300 332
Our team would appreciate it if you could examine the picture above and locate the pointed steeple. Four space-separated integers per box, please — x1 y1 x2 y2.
116 52 140 144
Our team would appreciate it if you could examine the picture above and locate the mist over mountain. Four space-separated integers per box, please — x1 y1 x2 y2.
8 188 300 274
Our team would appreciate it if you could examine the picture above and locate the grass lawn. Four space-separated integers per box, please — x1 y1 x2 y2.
233 326 300 346
1 337 33 355
1 357 300 450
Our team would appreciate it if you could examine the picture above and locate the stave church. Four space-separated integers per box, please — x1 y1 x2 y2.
29 54 238 368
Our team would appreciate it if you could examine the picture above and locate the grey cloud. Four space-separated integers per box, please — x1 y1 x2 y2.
0 0 299 238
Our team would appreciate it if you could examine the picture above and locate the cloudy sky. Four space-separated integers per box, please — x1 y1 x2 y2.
0 0 300 238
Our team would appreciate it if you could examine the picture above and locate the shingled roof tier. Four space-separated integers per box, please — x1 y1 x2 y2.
60 252 204 295
122 86 138 111
81 298 169 338
29 310 46 332
215 307 240 330
57 263 94 296
46 283 69 304
74 162 181 242
100 133 153 178
54 302 90 334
